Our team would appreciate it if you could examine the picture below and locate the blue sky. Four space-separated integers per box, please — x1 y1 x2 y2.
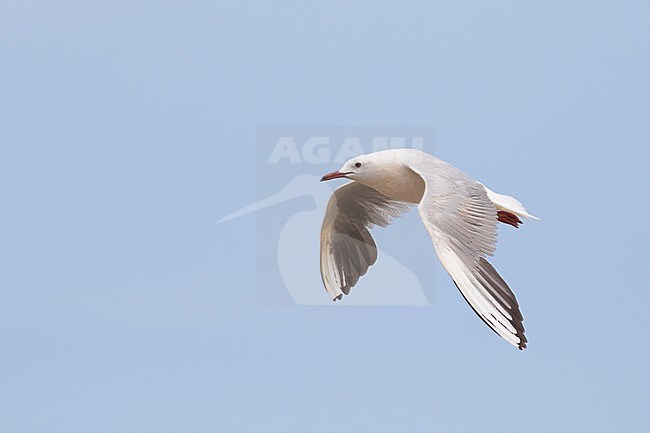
1 1 648 432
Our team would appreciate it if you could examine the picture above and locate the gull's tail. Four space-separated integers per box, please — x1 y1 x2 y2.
480 184 539 220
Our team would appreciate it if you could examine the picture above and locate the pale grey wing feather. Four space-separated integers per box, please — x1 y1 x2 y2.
408 157 527 349
320 182 411 301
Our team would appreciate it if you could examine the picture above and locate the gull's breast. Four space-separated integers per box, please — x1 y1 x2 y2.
370 166 426 204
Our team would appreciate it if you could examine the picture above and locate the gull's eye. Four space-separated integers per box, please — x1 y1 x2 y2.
354 162 362 168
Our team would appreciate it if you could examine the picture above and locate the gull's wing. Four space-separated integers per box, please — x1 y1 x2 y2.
320 182 411 301
408 158 527 349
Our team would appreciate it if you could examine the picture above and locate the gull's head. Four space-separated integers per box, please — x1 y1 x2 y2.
320 154 376 183
320 149 424 203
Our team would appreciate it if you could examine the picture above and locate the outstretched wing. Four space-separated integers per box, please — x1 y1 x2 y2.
320 182 411 301
409 158 527 349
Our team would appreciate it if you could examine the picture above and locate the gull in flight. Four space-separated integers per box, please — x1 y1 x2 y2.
320 149 538 349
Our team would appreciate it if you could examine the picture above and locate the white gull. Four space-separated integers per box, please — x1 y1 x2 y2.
320 148 538 349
